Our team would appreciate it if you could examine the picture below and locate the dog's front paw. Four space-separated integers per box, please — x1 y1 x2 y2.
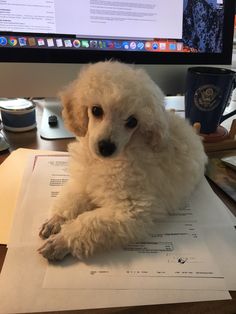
38 234 70 261
39 214 66 239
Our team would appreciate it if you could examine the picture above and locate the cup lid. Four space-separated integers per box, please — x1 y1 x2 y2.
0 98 35 111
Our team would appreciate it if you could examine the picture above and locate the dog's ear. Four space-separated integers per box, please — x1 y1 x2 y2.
140 98 169 151
130 68 169 150
60 81 88 137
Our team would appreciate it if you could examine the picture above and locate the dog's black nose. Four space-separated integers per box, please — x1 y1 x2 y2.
98 140 116 157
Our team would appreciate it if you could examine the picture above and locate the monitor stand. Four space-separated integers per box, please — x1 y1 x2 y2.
39 98 75 140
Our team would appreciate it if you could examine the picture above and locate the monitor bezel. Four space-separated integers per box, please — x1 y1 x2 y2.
0 0 235 65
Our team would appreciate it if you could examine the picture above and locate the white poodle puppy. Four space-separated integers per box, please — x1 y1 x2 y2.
38 61 207 261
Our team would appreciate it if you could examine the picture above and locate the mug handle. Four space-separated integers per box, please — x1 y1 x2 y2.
220 76 236 123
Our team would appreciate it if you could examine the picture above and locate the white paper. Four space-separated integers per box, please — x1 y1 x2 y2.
44 222 225 290
0 154 235 313
0 148 67 244
8 154 69 248
0 247 231 314
6 155 228 292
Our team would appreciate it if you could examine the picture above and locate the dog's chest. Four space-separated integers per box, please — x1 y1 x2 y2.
69 142 165 203
81 159 153 202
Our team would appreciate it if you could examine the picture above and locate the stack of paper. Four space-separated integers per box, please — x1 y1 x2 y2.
0 148 66 244
0 151 236 313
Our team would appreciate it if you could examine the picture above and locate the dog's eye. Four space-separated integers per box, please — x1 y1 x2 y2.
125 116 138 129
92 106 103 117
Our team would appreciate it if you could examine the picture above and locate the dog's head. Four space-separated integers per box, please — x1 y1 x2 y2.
60 61 169 159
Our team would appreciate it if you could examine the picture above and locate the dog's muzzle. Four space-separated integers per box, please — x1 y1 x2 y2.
98 140 117 157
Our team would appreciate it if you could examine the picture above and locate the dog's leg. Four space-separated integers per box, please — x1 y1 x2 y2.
39 179 94 239
38 205 150 261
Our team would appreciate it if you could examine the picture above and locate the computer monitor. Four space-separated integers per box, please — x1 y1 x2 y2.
0 0 235 97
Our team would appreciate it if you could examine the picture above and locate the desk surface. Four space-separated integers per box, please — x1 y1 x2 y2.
0 103 236 314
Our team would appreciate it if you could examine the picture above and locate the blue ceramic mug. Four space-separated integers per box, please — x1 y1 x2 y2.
185 67 236 134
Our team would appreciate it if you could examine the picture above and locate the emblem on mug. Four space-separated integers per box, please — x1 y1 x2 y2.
194 84 221 111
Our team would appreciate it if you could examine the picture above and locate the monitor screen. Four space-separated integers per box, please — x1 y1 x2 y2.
0 0 235 64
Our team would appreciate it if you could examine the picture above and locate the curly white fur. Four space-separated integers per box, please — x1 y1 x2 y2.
38 61 207 261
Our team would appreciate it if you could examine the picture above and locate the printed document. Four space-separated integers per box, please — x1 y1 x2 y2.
1 153 236 313
8 155 227 291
